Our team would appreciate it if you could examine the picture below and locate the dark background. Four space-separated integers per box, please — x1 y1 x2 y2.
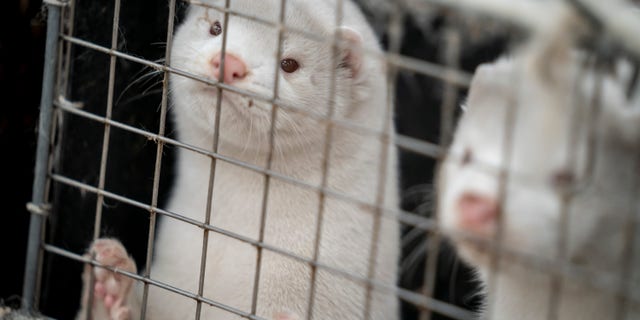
1 0 511 319
1 0 47 309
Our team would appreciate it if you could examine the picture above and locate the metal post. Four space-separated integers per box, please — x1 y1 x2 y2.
22 2 62 312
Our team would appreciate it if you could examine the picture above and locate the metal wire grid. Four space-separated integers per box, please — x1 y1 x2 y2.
21 0 640 319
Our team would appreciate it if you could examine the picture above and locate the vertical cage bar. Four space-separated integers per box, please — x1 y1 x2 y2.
35 96 62 310
92 0 122 244
614 67 640 318
614 145 640 320
546 57 603 320
56 0 77 98
139 0 177 318
420 27 461 320
250 0 288 316
33 0 76 310
362 10 402 320
436 28 461 149
21 3 62 311
52 0 76 180
483 68 521 320
305 0 344 318
85 0 123 318
195 1 231 318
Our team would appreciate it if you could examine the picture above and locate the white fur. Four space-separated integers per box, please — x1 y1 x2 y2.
78 0 400 319
437 12 640 320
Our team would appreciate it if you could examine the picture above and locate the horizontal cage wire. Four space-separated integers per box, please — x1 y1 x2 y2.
15 0 640 320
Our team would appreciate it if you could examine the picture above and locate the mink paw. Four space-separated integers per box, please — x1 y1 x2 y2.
81 238 137 320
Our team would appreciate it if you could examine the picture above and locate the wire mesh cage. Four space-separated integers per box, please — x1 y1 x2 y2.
17 0 640 319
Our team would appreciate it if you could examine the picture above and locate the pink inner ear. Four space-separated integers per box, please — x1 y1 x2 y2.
337 26 363 78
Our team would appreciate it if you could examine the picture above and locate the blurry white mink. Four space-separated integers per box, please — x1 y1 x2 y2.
437 8 640 320
76 0 400 319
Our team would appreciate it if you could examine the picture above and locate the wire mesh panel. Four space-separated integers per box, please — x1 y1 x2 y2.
19 0 640 320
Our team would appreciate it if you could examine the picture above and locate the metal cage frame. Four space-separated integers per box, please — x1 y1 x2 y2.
21 0 640 319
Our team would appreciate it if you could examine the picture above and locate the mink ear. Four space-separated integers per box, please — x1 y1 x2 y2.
336 26 364 80
464 59 514 111
524 12 586 87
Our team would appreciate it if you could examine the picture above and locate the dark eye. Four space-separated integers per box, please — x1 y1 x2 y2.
209 21 222 36
281 58 299 73
461 148 473 166
552 169 575 188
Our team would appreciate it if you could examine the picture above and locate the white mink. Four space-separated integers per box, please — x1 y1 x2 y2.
76 0 400 319
437 9 640 320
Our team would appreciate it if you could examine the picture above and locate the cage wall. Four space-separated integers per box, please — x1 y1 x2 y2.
18 0 640 320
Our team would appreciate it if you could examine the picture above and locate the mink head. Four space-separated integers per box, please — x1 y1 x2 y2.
169 0 383 154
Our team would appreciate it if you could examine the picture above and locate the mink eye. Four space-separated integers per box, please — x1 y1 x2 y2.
281 58 300 73
461 148 473 166
209 21 222 36
551 169 575 188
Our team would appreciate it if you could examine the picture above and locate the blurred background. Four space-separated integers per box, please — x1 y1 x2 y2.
1 0 512 319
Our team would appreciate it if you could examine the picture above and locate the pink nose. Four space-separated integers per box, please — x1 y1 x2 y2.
456 192 499 235
211 52 247 83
